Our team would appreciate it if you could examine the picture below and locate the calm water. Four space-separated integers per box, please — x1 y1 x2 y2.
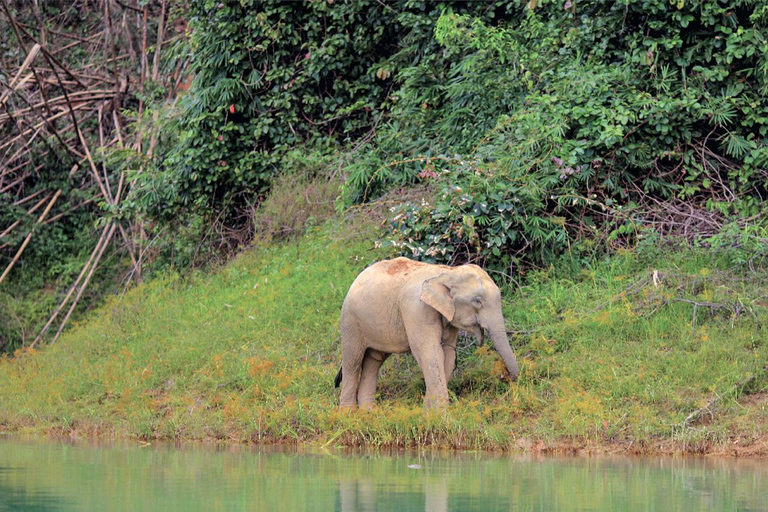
0 437 766 512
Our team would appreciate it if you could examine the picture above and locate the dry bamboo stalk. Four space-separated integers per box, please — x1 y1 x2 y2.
50 221 117 345
137 3 148 154
0 50 85 164
0 175 27 194
0 104 89 153
0 89 117 108
3 124 44 164
0 43 41 106
118 223 139 270
0 192 52 239
112 109 125 146
145 0 167 159
13 188 45 206
9 18 88 89
97 104 114 203
16 21 101 44
30 1 46 47
33 49 113 205
74 119 112 204
122 9 137 67
4 72 35 95
81 53 130 70
48 35 95 58
30 67 114 83
0 189 62 285
0 90 116 120
43 197 96 225
31 222 112 347
0 1 57 121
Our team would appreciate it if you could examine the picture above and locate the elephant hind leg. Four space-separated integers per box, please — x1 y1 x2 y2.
357 348 389 409
339 321 366 408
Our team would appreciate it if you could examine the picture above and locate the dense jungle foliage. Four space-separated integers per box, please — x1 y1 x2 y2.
3 0 768 352
137 0 768 276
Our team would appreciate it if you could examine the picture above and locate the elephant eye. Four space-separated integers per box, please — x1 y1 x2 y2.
472 297 484 308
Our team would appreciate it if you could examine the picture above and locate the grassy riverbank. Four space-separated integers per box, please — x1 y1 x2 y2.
1 216 767 456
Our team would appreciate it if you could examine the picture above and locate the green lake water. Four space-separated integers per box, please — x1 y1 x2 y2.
1 437 766 511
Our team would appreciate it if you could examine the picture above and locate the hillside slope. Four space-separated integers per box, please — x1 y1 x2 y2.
1 217 767 455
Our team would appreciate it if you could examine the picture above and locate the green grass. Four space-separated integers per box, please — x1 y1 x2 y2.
1 219 767 453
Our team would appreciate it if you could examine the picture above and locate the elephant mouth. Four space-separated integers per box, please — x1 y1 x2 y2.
472 326 485 344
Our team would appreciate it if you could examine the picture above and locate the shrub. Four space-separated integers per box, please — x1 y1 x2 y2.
134 1 514 219
349 1 768 270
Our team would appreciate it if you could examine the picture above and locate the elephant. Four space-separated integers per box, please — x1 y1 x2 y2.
335 257 519 409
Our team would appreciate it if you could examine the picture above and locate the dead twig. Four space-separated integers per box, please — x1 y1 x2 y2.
681 366 768 428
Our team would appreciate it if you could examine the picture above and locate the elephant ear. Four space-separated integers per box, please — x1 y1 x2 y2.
420 274 455 321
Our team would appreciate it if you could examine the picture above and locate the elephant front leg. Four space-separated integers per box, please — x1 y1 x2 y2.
416 345 449 408
409 336 449 408
357 349 389 409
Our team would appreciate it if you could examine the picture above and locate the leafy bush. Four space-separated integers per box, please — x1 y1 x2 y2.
349 1 768 270
134 1 514 218
136 0 399 218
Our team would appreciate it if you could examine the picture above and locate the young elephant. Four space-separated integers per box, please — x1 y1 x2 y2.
335 257 519 409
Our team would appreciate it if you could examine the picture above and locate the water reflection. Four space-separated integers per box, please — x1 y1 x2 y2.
0 437 767 512
0 463 73 512
338 474 450 512
330 452 768 512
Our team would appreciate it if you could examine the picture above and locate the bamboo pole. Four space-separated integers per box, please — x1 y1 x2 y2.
0 43 41 107
49 222 117 345
0 192 51 239
0 90 116 121
0 1 57 121
6 13 87 89
31 222 112 347
0 189 62 285
43 197 96 225
13 189 46 206
37 51 113 204
0 103 89 153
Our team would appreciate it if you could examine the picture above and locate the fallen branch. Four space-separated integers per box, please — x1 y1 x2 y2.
681 365 768 428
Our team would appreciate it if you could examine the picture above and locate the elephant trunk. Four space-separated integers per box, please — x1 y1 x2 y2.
488 320 519 381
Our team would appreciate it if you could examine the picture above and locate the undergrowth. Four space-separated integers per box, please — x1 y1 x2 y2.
1 218 767 452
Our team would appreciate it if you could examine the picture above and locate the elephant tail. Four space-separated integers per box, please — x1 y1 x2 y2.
334 367 342 388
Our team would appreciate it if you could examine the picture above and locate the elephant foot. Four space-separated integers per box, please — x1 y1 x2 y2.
359 401 376 412
423 394 449 409
337 404 358 413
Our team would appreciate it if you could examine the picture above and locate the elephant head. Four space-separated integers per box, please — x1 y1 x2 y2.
420 267 520 381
